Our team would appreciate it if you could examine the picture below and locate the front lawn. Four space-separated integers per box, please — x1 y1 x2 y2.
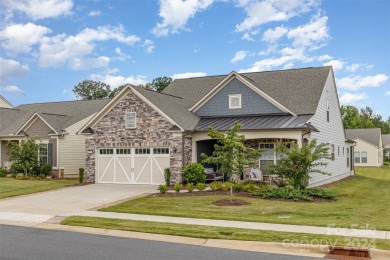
62 216 390 250
0 178 79 199
101 166 390 230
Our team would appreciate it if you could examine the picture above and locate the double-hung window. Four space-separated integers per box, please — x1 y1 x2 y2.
361 152 367 163
354 151 360 163
38 144 48 166
125 112 136 128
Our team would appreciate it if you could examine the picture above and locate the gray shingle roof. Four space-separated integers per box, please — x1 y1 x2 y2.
345 128 382 147
15 99 110 130
133 86 200 130
163 66 332 115
382 134 390 148
0 99 109 136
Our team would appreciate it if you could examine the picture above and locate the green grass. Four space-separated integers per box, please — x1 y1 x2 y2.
0 178 79 199
62 216 390 250
101 166 390 230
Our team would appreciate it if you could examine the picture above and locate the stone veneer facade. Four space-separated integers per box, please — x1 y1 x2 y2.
85 90 192 184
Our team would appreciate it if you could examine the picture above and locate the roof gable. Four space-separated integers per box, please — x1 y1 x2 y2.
163 66 331 115
0 95 13 108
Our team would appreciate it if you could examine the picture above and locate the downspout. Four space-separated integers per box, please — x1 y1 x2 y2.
301 129 311 146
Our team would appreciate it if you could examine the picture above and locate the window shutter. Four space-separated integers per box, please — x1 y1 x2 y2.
48 143 53 166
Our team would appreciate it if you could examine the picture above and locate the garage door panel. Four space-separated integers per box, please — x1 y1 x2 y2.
116 157 132 183
134 156 151 183
152 157 169 184
98 157 115 183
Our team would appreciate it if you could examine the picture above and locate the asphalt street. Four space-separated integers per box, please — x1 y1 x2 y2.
0 225 321 260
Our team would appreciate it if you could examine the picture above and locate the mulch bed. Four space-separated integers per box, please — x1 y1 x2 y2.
317 175 355 189
150 190 334 202
212 199 251 206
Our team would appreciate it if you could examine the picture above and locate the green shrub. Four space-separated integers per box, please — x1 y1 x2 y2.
11 173 17 179
186 183 195 192
174 183 182 192
79 168 85 183
222 182 231 191
159 185 168 194
196 183 206 191
0 168 8 178
182 163 205 184
243 183 259 192
30 165 41 176
164 168 171 187
209 181 223 191
40 164 52 177
232 182 244 192
10 163 24 174
250 187 336 201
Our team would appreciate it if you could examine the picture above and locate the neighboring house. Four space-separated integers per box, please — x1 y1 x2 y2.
80 66 354 187
383 134 390 160
0 95 13 108
345 128 383 167
0 98 109 177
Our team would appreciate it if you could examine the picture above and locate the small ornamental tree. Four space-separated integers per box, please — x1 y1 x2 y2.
8 138 39 177
201 121 262 198
269 139 331 190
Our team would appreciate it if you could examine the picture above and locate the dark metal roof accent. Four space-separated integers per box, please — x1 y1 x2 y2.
81 127 94 134
169 125 182 131
194 115 314 131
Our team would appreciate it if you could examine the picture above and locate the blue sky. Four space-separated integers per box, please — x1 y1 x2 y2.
0 0 389 118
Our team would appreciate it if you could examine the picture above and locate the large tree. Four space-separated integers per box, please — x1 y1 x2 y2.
73 80 111 100
8 138 39 177
150 77 172 92
201 121 262 198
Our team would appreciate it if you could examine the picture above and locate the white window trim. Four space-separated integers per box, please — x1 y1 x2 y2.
125 112 136 129
229 94 242 109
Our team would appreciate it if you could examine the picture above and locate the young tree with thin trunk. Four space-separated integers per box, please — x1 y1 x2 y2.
201 121 262 198
8 138 39 177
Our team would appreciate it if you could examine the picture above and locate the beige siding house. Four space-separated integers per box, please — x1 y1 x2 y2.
345 128 383 167
0 97 109 177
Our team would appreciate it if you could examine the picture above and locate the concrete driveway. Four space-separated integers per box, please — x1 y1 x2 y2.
0 184 157 226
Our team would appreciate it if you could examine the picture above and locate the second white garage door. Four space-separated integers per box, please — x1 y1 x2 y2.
97 147 169 184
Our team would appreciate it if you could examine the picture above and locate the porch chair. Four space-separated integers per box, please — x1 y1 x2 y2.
245 168 264 182
204 168 224 182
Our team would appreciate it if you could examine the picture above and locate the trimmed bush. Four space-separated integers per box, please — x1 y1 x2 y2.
186 183 195 192
232 182 244 192
196 183 206 191
79 168 84 183
251 187 336 201
243 183 259 192
222 182 231 191
182 163 205 184
174 183 182 192
209 181 223 191
40 164 52 177
10 163 24 174
164 168 171 187
159 185 169 194
0 168 7 178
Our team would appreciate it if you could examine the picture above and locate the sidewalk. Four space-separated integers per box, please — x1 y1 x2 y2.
65 210 390 240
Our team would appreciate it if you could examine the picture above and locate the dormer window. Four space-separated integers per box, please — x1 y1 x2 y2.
125 112 136 128
229 94 241 109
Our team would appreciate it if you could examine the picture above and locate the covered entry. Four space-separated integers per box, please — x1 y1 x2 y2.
97 147 169 184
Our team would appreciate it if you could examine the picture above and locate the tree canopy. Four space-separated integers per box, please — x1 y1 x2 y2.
8 138 39 176
73 76 172 100
341 105 390 134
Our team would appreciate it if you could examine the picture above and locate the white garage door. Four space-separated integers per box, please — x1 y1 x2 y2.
97 147 170 184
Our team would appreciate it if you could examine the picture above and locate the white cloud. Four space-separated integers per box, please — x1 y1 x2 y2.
88 10 101 17
345 63 374 72
39 25 140 69
114 47 131 61
90 74 147 88
262 26 288 43
339 92 368 104
287 15 329 49
143 39 155 54
235 0 318 32
323 59 344 71
337 74 389 91
2 0 73 20
171 72 207 79
152 0 213 37
0 85 25 94
385 91 390 96
239 55 294 72
317 54 332 61
0 58 29 83
231 51 249 63
0 23 52 53
242 32 255 41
